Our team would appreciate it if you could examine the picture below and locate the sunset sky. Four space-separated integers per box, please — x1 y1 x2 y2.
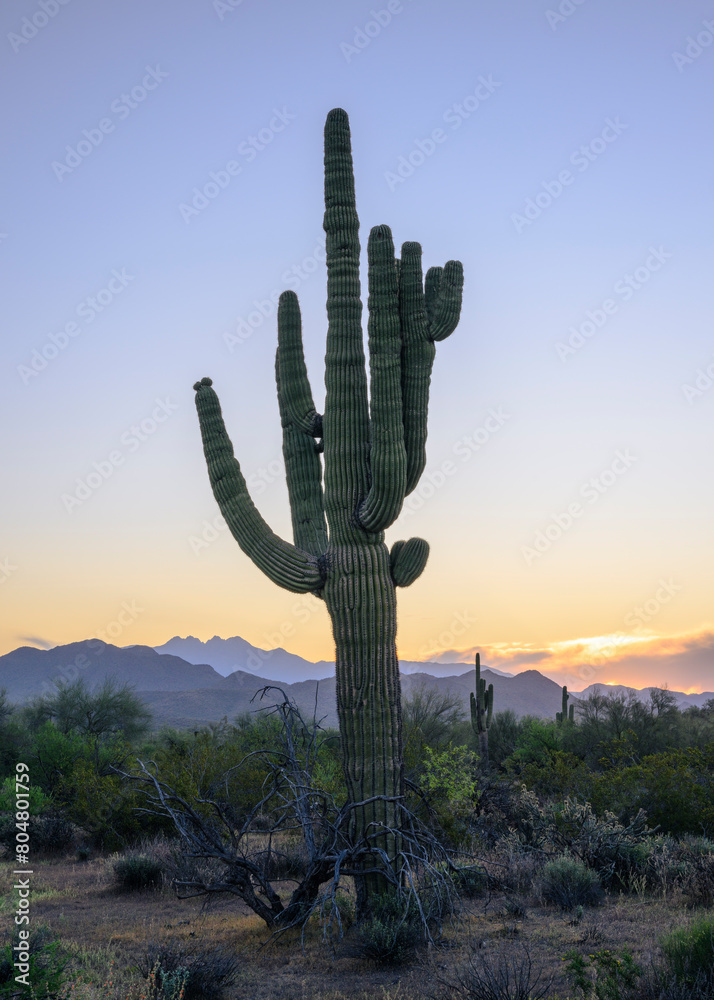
2 0 712 694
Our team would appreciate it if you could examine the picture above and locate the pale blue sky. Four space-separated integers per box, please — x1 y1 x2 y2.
2 0 713 687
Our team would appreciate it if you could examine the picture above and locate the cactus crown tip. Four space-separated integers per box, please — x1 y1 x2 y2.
194 376 213 391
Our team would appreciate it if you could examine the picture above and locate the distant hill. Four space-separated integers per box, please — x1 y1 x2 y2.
0 641 223 703
138 666 567 731
573 682 714 710
152 634 513 683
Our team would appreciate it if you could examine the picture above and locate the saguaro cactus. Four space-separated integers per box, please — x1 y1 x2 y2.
470 652 493 770
193 109 463 906
556 684 574 725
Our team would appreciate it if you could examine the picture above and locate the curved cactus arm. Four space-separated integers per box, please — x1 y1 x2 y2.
469 690 480 733
194 378 324 593
389 537 429 587
274 343 328 561
276 291 323 438
398 242 436 496
322 108 370 539
398 246 463 496
425 260 464 342
359 225 406 531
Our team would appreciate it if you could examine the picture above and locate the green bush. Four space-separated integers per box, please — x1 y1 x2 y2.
113 853 164 891
0 777 51 814
661 915 714 984
539 855 603 911
0 926 68 997
357 891 423 964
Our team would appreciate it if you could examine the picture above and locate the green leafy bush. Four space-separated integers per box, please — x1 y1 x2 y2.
564 947 641 999
661 915 714 984
0 926 68 997
539 855 603 910
0 777 51 814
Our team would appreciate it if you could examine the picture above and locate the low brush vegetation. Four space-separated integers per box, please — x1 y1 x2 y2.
0 681 712 997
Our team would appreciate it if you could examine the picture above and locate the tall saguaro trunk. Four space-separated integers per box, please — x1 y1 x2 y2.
193 109 463 914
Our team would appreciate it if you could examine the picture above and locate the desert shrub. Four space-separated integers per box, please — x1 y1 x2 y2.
543 798 651 888
0 811 75 857
661 915 714 984
434 942 552 1000
680 852 714 909
0 925 68 997
539 855 603 910
645 836 714 903
113 852 164 891
564 947 641 999
357 891 423 964
140 942 241 999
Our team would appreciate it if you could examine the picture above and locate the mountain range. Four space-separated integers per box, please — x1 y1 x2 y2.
152 634 515 682
0 636 710 732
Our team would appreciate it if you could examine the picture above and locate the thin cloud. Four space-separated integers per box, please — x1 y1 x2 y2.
420 626 714 694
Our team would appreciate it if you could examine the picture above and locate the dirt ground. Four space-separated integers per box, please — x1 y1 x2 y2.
0 854 700 999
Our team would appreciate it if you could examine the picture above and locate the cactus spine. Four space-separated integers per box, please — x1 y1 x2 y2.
193 109 463 908
470 653 493 769
556 684 574 725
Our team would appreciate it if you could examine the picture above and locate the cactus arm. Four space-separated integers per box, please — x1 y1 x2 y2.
276 291 323 438
358 225 407 531
194 378 323 593
569 703 574 723
470 690 479 732
389 537 429 587
322 108 370 539
398 245 464 495
486 683 494 727
274 336 328 561
398 242 436 496
425 260 464 342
